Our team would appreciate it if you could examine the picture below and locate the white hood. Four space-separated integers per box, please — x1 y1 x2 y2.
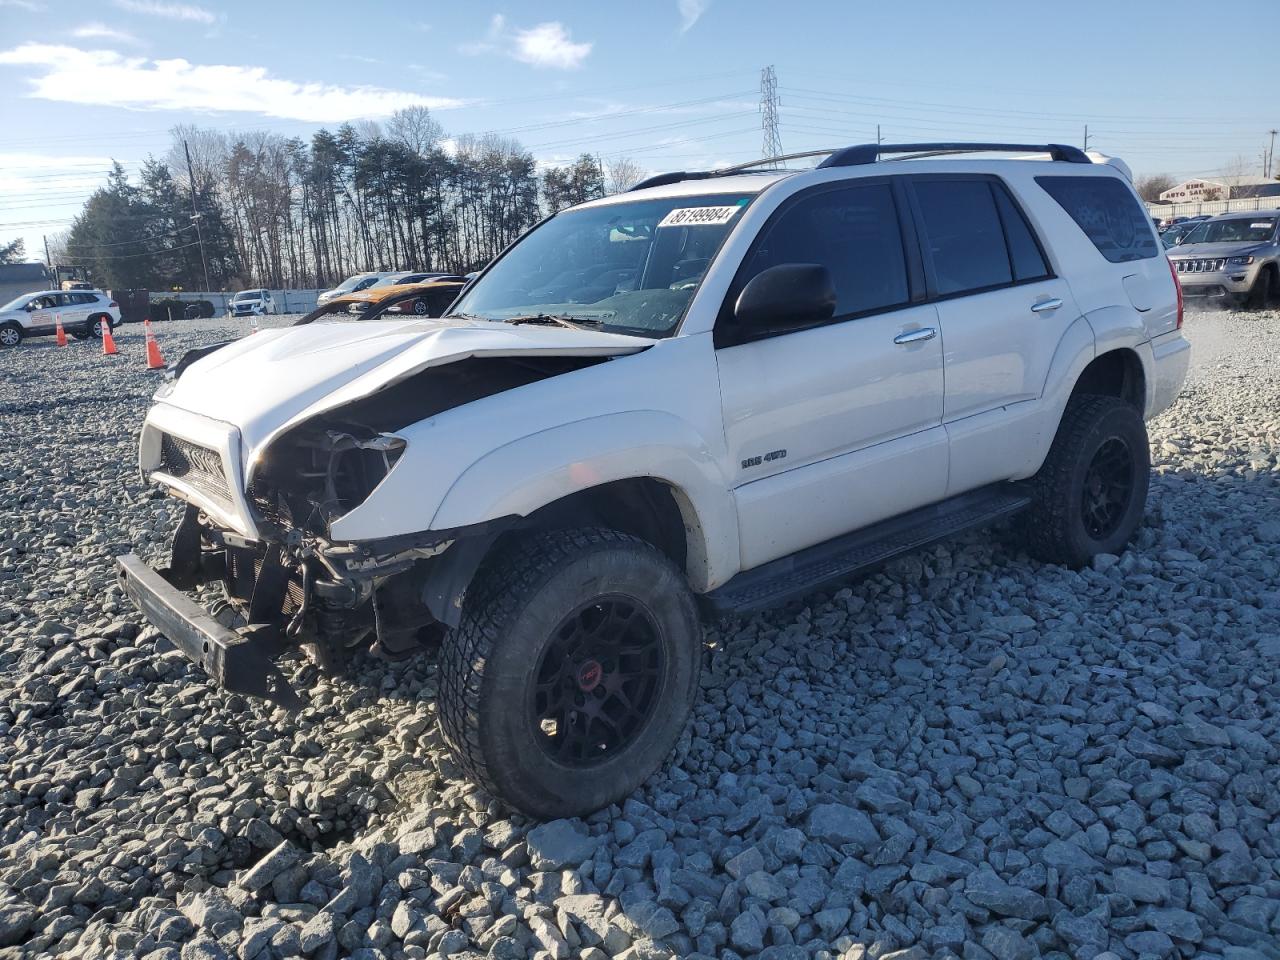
156 316 651 465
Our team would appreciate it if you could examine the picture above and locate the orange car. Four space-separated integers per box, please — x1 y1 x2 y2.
294 278 466 325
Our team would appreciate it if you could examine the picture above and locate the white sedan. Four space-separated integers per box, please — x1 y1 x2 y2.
0 289 121 347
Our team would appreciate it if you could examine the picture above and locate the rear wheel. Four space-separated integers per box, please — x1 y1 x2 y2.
90 314 113 338
0 322 21 348
438 528 701 819
1017 395 1150 568
412 299 429 315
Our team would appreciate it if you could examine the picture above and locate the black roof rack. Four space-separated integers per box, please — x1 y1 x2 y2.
627 142 1091 193
818 142 1091 168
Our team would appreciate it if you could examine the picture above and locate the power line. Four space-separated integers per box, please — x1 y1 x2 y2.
59 240 203 261
760 66 783 164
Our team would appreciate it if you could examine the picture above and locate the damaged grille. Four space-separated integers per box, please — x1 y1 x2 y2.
159 433 231 503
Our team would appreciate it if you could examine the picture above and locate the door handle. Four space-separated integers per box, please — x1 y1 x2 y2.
893 327 936 345
1030 297 1063 313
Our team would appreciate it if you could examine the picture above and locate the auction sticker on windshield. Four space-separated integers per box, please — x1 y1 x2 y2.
658 206 741 228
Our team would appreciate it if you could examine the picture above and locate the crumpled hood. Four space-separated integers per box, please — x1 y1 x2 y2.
1169 241 1267 260
156 316 651 464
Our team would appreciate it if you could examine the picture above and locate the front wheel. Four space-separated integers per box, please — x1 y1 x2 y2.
0 322 21 348
1245 267 1274 310
438 528 701 819
412 299 429 315
1016 395 1150 568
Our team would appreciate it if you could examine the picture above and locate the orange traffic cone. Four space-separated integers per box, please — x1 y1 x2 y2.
144 318 166 370
55 313 67 347
102 323 118 356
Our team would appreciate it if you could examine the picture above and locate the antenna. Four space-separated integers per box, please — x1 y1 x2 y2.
760 66 783 168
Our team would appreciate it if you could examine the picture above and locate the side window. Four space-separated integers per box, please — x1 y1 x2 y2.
735 182 909 320
913 179 1012 296
992 184 1050 282
1036 175 1157 263
74 292 94 304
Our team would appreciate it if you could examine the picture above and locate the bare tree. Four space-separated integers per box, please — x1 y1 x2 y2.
1134 173 1176 202
387 106 443 155
605 156 647 194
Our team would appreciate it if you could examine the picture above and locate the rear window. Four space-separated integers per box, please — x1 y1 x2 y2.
1036 175 1157 263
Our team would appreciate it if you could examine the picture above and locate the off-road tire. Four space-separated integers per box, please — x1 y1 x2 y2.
1017 395 1150 568
1245 266 1275 310
0 322 23 348
438 527 701 819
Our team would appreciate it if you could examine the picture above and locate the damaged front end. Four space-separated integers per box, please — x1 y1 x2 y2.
119 321 648 708
119 424 466 709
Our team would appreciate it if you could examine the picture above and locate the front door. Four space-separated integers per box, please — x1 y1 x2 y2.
715 179 948 570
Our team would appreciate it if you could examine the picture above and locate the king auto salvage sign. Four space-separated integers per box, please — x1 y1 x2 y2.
1159 179 1226 202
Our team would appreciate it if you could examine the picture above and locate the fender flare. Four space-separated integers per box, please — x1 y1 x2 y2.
428 410 738 593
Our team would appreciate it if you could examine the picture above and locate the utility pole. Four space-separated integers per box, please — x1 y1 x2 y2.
760 65 783 165
183 139 212 294
1267 129 1278 178
877 124 883 145
1082 125 1090 152
43 234 51 271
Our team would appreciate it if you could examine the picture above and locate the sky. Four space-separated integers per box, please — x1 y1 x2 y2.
1 0 1276 264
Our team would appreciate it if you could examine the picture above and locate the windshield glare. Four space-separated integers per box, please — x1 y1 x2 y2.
233 292 261 301
1184 218 1277 245
450 194 754 338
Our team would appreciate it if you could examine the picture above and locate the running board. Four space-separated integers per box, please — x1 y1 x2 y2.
702 485 1032 616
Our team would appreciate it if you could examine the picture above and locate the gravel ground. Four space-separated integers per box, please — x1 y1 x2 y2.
1 308 1278 960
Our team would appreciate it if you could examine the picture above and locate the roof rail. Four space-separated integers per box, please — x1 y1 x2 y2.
627 142 1091 193
628 150 838 191
818 142 1091 168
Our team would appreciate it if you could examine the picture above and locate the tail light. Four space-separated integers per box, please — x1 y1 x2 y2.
1166 256 1183 329
109 300 119 308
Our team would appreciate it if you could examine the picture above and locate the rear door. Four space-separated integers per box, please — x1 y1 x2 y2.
906 175 1077 493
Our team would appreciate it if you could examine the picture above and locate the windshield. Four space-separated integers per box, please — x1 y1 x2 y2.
449 193 754 338
232 292 261 302
0 294 32 312
331 274 372 292
1183 217 1277 245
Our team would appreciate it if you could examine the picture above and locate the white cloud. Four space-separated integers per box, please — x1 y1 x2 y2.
72 23 142 44
460 16 591 70
0 0 45 10
677 0 709 33
0 44 466 122
112 0 215 24
512 22 592 70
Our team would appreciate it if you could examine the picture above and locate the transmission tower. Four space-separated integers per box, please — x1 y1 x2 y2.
760 65 783 165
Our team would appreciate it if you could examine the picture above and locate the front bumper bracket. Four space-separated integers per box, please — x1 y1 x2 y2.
116 552 302 711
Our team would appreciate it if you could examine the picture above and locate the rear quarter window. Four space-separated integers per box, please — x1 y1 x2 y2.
1036 175 1157 263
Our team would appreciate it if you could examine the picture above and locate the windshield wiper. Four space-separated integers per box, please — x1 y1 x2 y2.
503 313 603 330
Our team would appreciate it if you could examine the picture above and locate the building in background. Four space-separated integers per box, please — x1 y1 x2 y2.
1159 177 1280 203
0 263 53 306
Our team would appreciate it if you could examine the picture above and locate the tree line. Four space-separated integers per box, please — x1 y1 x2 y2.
57 108 645 292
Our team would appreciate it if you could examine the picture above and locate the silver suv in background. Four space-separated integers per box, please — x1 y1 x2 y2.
1168 211 1280 308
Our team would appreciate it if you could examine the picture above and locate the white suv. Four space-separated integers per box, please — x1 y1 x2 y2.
118 142 1189 818
229 289 276 317
0 288 120 347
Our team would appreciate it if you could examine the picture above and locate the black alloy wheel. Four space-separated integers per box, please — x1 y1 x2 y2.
1080 437 1135 539
530 597 664 767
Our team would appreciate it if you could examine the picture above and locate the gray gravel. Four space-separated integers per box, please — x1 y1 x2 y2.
1 308 1278 960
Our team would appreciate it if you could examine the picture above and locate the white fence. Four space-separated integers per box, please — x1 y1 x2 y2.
1145 196 1280 220
162 289 324 314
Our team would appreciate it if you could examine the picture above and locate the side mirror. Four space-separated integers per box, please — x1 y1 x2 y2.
732 263 836 340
